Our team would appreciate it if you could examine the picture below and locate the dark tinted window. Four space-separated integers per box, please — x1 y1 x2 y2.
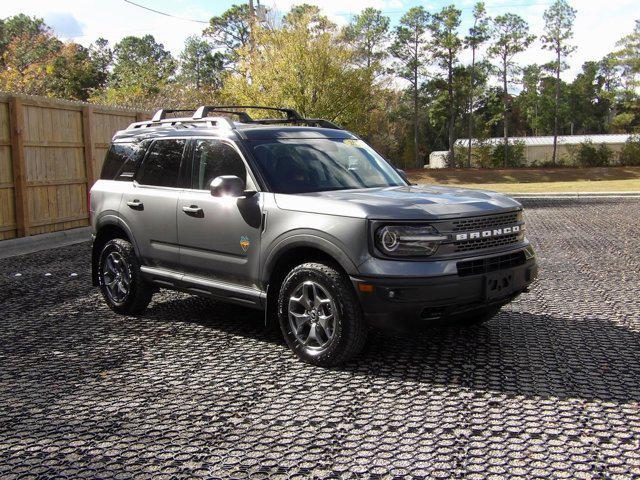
100 142 144 180
137 139 186 187
251 138 405 193
191 140 247 190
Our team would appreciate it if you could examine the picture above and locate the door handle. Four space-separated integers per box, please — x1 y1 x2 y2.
127 200 144 210
182 205 204 217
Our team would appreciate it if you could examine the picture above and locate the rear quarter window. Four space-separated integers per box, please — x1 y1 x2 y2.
100 142 146 181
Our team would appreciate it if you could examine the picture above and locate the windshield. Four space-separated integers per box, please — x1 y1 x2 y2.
250 138 406 194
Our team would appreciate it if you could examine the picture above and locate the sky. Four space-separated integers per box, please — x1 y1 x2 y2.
1 0 638 81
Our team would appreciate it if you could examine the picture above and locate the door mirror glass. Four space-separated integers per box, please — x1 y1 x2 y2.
210 175 245 197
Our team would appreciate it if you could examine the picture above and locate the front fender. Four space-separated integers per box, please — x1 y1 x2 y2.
261 230 360 284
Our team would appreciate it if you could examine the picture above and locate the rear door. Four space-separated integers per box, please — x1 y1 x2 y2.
177 138 262 288
120 138 187 270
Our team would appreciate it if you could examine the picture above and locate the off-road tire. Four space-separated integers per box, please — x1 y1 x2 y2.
98 238 153 315
278 262 367 367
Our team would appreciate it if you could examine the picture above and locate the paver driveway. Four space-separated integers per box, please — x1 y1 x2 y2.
1 198 639 479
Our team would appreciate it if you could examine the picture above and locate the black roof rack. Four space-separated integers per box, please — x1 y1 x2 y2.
193 105 304 121
148 105 341 130
247 117 341 129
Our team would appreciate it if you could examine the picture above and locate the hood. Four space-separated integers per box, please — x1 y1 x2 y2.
274 185 522 219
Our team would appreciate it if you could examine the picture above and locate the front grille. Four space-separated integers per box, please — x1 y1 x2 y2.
451 212 519 232
453 233 521 252
457 250 527 277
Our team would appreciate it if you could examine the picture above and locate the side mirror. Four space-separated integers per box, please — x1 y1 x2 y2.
210 175 245 197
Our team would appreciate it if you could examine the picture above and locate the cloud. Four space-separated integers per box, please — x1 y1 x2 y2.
43 11 84 39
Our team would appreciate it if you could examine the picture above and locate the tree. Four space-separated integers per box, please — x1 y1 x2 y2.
464 2 490 167
609 20 640 132
391 7 430 168
222 6 372 133
204 4 252 72
516 64 544 135
343 8 390 73
429 5 463 165
542 0 577 165
179 36 224 89
567 61 611 134
0 15 62 96
45 42 105 100
88 38 112 90
0 31 59 95
488 14 535 167
283 4 336 35
106 35 176 103
0 14 50 64
613 20 640 89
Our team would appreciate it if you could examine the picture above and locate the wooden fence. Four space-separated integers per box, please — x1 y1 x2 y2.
0 93 150 240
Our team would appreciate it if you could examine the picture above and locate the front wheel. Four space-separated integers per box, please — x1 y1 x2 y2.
278 262 367 367
98 238 153 315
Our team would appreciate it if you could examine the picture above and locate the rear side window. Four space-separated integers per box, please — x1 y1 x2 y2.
100 142 141 180
136 139 186 188
191 139 247 190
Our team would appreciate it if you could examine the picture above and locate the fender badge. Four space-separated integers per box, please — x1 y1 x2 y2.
240 235 250 252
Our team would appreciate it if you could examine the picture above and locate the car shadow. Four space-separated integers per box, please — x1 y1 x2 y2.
145 295 639 404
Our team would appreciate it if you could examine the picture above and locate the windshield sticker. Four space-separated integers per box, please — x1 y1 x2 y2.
342 139 366 148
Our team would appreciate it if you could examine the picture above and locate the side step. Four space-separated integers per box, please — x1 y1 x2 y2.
140 266 266 310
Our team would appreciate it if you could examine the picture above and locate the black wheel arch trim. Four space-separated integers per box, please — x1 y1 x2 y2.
92 214 141 286
261 231 359 286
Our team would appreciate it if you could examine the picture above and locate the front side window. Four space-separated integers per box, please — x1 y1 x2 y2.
191 139 247 190
137 139 186 187
251 138 405 194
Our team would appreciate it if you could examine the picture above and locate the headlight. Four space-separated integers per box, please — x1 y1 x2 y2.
374 224 447 257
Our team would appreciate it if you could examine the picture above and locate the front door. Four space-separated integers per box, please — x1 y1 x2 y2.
120 138 186 270
177 138 262 289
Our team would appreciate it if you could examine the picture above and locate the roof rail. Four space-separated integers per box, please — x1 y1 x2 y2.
249 118 341 129
193 105 303 121
131 105 341 131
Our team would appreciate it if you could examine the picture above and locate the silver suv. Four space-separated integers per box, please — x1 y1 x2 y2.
90 105 537 366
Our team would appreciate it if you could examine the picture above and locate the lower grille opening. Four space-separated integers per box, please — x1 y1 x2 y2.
457 250 527 277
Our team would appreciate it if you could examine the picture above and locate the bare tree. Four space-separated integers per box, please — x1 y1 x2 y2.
464 2 490 168
429 5 463 166
542 0 577 165
391 7 430 169
488 14 535 167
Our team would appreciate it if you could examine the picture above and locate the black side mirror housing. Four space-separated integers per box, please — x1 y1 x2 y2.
210 175 245 197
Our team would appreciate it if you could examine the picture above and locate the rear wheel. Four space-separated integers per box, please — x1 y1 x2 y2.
278 262 367 367
98 238 153 315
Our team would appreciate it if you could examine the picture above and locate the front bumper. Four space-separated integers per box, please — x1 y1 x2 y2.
351 247 538 328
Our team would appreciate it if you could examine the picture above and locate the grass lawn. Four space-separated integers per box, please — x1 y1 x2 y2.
407 166 640 193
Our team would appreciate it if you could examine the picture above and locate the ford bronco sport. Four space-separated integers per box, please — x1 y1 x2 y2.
90 105 537 366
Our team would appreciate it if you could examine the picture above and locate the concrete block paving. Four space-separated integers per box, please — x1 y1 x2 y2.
0 198 638 479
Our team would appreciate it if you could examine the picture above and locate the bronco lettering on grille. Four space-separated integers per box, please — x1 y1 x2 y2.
455 225 521 241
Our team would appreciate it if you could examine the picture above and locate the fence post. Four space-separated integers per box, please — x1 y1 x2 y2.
8 96 29 237
82 106 95 189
